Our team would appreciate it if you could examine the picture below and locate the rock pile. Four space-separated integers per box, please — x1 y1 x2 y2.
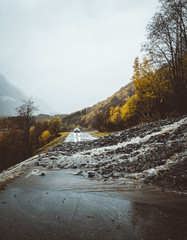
35 116 187 191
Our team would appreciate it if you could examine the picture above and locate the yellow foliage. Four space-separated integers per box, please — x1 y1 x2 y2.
112 106 121 124
89 132 115 137
130 57 174 120
121 95 138 120
39 130 51 144
109 106 121 125
37 132 69 153
30 126 35 133
132 57 172 101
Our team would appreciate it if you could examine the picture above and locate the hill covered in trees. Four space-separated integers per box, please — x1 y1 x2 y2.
62 0 187 132
61 82 135 131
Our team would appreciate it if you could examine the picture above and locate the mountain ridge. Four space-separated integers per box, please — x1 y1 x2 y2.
61 82 134 128
0 73 26 116
0 73 55 116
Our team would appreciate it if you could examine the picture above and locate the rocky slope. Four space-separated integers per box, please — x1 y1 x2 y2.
36 115 187 191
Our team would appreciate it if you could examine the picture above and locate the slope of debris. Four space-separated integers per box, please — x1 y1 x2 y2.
36 115 187 191
0 155 39 189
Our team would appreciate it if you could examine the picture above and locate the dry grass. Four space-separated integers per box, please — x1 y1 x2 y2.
37 132 70 153
89 132 115 137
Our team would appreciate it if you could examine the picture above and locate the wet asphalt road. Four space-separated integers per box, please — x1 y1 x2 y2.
0 168 187 240
65 132 98 142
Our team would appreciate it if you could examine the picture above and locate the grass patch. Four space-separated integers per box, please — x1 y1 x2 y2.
89 132 115 137
37 132 69 153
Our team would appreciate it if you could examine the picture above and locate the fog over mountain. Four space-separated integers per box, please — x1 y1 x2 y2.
0 73 25 116
0 73 54 116
0 0 159 114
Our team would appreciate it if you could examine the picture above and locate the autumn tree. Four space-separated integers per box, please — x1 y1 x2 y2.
0 118 12 130
131 57 173 119
91 111 106 132
16 98 38 158
39 130 51 146
49 117 62 137
120 95 139 126
107 106 123 130
30 120 49 152
143 0 187 113
110 106 121 124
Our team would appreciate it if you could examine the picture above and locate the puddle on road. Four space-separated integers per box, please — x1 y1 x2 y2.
9 167 186 201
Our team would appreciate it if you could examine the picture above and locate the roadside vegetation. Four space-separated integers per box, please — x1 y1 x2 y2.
37 132 69 153
89 132 115 137
0 100 67 173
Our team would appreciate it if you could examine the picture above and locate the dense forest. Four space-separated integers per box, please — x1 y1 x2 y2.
0 0 186 172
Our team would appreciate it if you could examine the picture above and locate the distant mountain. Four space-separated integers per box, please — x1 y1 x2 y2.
0 73 55 116
0 73 26 116
62 82 134 127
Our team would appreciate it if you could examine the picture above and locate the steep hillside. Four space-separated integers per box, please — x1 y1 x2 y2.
62 82 134 127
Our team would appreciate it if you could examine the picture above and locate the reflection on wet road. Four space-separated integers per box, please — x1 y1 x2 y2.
0 168 186 240
65 132 98 142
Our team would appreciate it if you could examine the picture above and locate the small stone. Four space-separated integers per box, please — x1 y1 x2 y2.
39 172 46 176
88 171 95 178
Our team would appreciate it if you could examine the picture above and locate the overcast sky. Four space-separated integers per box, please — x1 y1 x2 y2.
0 0 159 114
